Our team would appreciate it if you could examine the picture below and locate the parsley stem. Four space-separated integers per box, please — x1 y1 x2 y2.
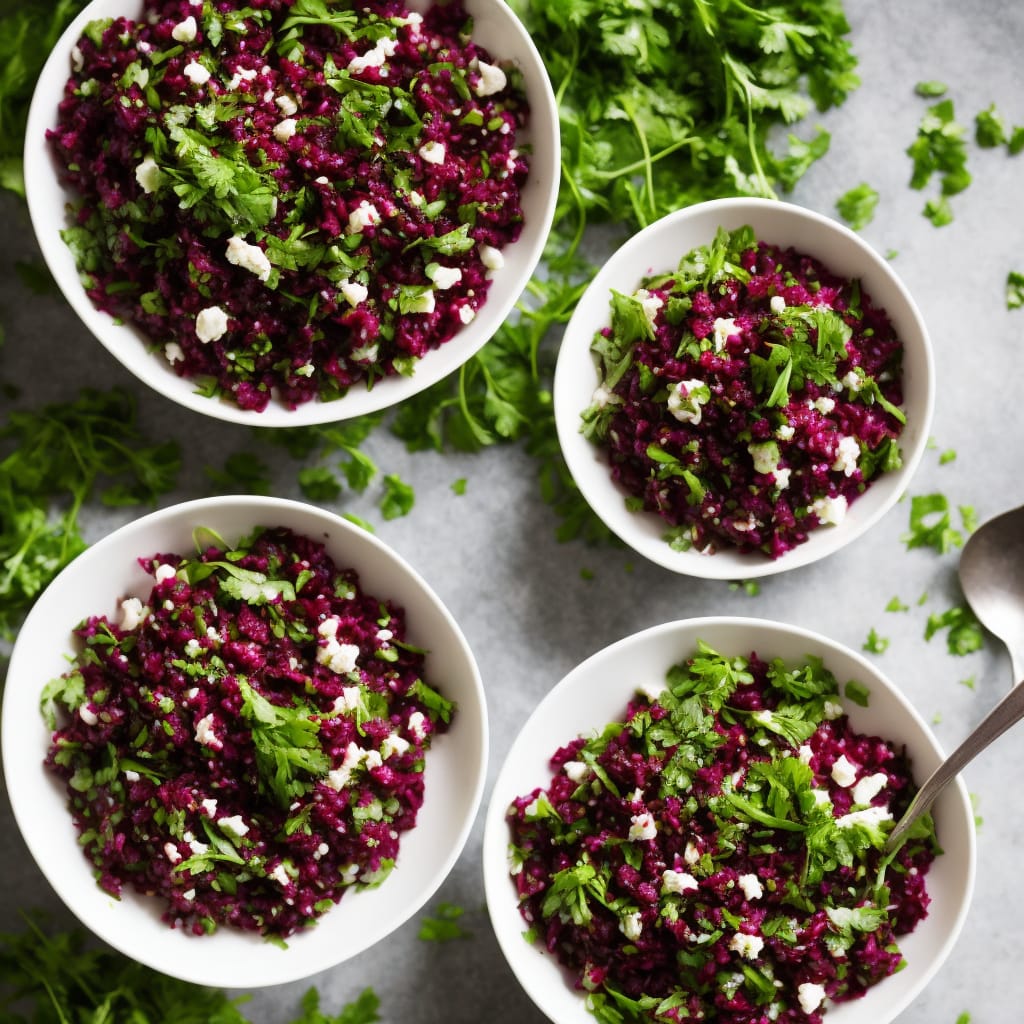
619 96 656 222
588 134 699 181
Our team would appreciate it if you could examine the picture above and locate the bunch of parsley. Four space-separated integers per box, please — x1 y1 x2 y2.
390 0 860 539
0 388 180 638
0 914 380 1024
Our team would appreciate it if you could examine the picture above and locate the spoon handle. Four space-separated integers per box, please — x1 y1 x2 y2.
886 679 1024 851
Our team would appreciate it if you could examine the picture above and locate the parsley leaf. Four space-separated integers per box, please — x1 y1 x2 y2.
1006 270 1024 310
836 182 879 229
924 604 985 656
418 902 471 942
901 493 967 554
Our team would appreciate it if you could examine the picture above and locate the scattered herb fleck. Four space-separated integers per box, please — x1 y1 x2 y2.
924 604 985 656
1006 270 1024 310
417 901 471 943
975 103 1007 148
843 679 871 706
836 182 879 229
863 628 890 655
914 81 948 98
379 474 415 521
885 596 910 612
450 477 467 496
902 493 967 554
939 448 957 465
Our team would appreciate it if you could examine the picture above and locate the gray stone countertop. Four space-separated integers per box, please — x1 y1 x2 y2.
2 0 1023 1020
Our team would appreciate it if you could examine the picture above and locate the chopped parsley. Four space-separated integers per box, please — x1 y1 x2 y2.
914 80 948 98
975 103 1008 148
924 604 985 656
1006 270 1024 310
886 596 910 612
836 182 880 229
863 628 890 655
902 493 971 554
907 97 971 224
417 901 470 942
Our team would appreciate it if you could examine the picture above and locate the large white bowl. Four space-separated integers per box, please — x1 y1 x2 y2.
554 198 934 579
2 496 487 988
24 0 559 427
483 617 975 1024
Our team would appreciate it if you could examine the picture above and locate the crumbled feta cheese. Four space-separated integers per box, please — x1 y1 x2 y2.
458 304 476 325
382 733 411 759
184 638 202 658
219 814 249 837
184 61 211 85
473 59 507 96
852 772 889 806
332 686 363 714
773 467 792 490
427 264 462 290
729 932 764 960
562 760 590 783
135 156 161 194
830 754 858 788
317 638 360 675
164 842 182 864
478 243 504 271
196 305 229 343
813 396 836 414
823 699 844 720
317 617 340 638
171 16 197 43
406 289 436 314
348 35 398 73
619 910 643 941
270 862 291 886
273 117 298 142
195 714 222 749
667 379 710 425
225 235 272 281
775 423 795 441
634 288 663 324
189 839 209 855
797 744 814 765
154 563 176 583
713 316 739 352
797 982 826 1014
79 704 99 726
738 874 764 900
842 370 863 392
770 294 787 313
811 788 832 806
227 66 258 90
831 435 860 477
418 140 446 165
201 798 218 816
325 765 352 791
70 44 84 72
124 769 140 782
408 711 427 741
811 494 847 526
275 93 298 116
340 280 369 306
837 804 893 829
628 812 657 842
662 869 698 894
364 749 383 770
347 200 381 234
119 597 149 631
683 841 701 865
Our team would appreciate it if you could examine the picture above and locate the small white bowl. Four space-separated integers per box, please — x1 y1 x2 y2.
483 616 975 1024
24 0 559 427
553 198 934 579
2 496 487 989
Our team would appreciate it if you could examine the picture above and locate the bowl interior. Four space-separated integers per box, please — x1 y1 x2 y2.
553 197 935 580
24 0 559 427
482 616 975 1024
2 496 487 988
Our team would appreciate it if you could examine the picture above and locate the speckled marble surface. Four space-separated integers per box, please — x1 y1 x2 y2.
2 0 1023 1020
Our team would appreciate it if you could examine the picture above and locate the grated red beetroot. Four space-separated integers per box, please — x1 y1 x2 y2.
581 225 906 559
48 0 529 411
41 526 454 938
506 644 936 1023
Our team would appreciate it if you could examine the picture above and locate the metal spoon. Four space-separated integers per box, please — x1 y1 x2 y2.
887 504 1024 851
959 502 1024 685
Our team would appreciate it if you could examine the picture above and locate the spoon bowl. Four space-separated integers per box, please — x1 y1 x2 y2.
959 503 1024 683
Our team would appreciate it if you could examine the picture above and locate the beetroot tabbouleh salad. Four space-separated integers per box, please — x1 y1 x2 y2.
40 525 455 938
49 0 529 411
581 226 907 559
507 643 938 1024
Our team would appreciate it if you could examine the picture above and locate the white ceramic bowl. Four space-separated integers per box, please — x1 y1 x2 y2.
24 0 559 427
2 496 487 988
483 616 975 1024
553 198 934 579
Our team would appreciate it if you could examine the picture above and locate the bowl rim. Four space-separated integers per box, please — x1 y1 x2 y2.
2 494 488 988
552 196 936 580
482 615 976 1024
24 0 561 428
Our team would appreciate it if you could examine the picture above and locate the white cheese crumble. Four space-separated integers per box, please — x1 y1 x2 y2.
748 440 780 476
340 280 369 307
219 814 250 837
347 200 381 234
164 841 182 864
79 705 99 726
634 288 663 324
406 289 436 314
184 61 211 85
275 93 298 116
348 35 398 74
811 494 847 526
563 760 590 783
154 563 176 583
382 732 411 759
852 771 889 806
270 863 291 886
225 235 272 281
196 305 229 343
770 294 787 313
837 805 893 829
662 869 699 894
830 754 858 788
728 932 764 960
797 982 827 1014
628 812 657 842
201 798 218 816
119 597 149 631
712 316 738 352
831 435 860 477
273 118 298 142
479 243 504 271
418 140 446 165
194 713 222 749
427 264 462 290
408 710 427 741
683 841 701 866
619 910 643 941
317 638 360 675
458 304 475 324
472 59 507 96
171 16 197 43
737 874 764 900
667 379 710 425
135 156 161 194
